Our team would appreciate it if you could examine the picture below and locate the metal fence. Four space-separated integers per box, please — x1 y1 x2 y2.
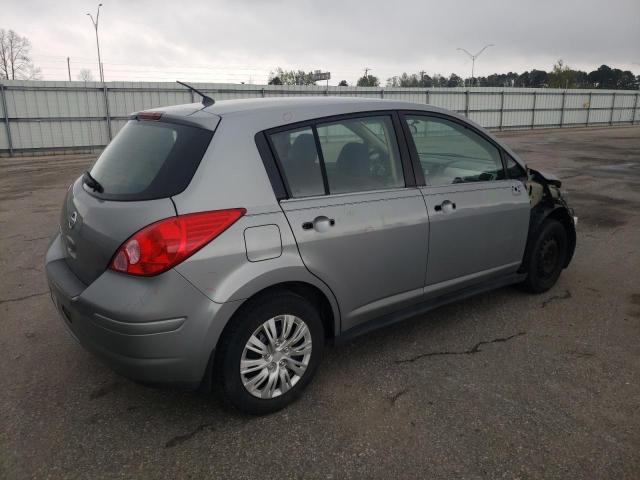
1 80 639 156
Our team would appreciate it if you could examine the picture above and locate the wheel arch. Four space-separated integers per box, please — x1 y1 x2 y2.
199 275 339 392
218 270 340 343
520 204 576 273
236 281 338 341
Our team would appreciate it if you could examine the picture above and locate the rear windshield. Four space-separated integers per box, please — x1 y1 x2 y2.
88 120 213 201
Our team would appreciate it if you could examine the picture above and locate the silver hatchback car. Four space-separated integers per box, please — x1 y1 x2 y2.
46 95 576 414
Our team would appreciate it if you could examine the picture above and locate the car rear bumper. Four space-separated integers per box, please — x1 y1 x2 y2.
45 234 240 389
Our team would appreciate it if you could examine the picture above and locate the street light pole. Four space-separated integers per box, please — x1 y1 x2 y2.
457 44 494 87
87 4 104 83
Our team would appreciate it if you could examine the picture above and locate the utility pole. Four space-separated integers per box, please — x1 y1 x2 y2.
456 44 494 87
87 4 104 83
67 57 71 81
362 67 371 87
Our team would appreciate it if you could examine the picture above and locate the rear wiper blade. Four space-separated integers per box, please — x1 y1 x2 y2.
83 171 104 193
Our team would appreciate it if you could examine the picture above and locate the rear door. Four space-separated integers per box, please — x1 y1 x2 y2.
400 113 530 295
269 113 429 331
60 117 214 285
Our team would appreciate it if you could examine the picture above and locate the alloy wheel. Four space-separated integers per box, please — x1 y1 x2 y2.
240 315 313 399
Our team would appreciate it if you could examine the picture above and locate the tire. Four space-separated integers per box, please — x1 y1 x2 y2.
520 218 568 293
215 291 324 415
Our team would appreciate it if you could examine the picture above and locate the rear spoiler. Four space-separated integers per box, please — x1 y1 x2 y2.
129 110 220 131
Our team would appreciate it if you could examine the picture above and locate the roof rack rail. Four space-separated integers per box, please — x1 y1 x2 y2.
176 80 215 107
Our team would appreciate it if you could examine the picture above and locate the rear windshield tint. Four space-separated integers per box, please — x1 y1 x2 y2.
89 120 213 201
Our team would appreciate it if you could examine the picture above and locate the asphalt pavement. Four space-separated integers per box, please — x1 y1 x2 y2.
1 126 639 479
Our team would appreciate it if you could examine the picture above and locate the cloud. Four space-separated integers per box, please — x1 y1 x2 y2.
4 0 639 84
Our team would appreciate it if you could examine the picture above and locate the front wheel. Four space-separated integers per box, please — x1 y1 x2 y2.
216 292 324 415
520 218 568 293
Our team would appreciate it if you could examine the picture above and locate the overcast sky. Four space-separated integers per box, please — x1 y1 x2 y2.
4 0 640 84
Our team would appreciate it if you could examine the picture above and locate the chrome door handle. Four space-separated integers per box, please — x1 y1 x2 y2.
434 200 456 213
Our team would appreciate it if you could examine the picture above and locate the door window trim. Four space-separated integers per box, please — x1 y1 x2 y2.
256 110 417 199
255 131 288 200
311 124 331 195
398 110 510 187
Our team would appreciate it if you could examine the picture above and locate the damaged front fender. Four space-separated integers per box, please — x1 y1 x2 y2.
520 168 577 272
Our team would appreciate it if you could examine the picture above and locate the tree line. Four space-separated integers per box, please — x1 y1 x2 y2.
269 61 640 90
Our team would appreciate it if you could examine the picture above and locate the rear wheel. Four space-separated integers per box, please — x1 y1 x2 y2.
521 218 568 293
216 292 324 415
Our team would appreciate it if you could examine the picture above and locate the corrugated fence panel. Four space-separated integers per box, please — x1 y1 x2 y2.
0 122 7 149
562 92 590 126
384 90 426 103
590 93 613 109
533 91 563 127
214 83 264 100
615 108 633 123
346 87 382 99
565 92 591 109
469 110 501 128
0 80 638 155
563 108 588 126
429 90 466 113
468 92 499 128
10 120 105 149
589 108 609 124
618 94 636 108
470 91 501 110
534 91 562 109
0 86 6 151
615 94 637 122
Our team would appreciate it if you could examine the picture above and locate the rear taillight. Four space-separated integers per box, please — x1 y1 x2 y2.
109 209 246 276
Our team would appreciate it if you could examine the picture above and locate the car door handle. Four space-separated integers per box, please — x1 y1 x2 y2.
512 184 523 195
434 200 456 213
302 216 335 232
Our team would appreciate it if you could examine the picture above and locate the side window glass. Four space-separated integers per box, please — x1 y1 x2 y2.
270 127 325 198
405 115 505 186
505 153 527 180
316 116 404 194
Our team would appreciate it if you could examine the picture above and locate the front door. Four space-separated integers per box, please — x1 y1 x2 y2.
401 113 530 295
269 114 429 331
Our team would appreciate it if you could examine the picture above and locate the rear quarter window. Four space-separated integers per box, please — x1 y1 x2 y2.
89 120 213 201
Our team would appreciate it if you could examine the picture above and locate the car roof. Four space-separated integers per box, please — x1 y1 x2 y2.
201 96 446 117
148 97 462 131
145 97 528 168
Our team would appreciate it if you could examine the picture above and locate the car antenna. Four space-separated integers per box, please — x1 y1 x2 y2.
176 80 215 107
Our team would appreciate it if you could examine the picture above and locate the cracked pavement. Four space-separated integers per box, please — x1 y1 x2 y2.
395 331 527 363
2 126 640 478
